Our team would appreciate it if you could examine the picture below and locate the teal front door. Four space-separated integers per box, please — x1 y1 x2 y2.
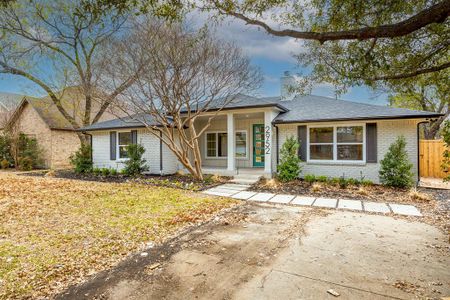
253 124 265 167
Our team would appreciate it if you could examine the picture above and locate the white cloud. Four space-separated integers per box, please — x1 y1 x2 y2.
188 12 304 63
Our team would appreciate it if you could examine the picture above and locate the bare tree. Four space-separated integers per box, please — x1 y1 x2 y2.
0 0 141 144
113 20 261 180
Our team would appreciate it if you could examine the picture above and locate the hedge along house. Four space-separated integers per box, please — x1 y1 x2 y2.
80 87 442 184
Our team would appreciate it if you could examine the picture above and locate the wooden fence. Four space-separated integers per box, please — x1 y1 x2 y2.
419 139 448 178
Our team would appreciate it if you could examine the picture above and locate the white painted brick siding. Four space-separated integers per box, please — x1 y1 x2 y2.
277 119 420 184
91 129 178 174
91 118 421 182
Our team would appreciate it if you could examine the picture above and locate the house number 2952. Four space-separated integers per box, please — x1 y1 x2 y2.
265 125 271 154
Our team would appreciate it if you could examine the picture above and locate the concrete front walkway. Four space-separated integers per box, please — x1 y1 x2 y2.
203 183 423 217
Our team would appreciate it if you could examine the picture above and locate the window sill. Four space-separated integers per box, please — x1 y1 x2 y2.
304 161 367 166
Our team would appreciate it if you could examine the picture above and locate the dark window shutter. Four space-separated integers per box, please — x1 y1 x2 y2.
131 130 138 144
110 131 117 161
297 125 307 161
366 123 377 163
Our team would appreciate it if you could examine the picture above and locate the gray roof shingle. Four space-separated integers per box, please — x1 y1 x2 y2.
79 94 442 131
272 95 443 123
180 93 288 113
79 113 161 131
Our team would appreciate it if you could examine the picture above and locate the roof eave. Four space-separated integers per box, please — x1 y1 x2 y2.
77 124 148 132
180 103 289 114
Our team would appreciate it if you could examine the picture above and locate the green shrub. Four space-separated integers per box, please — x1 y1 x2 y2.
123 144 149 176
442 121 450 181
16 134 43 170
70 144 92 173
0 134 13 167
316 175 328 182
338 176 348 189
379 136 414 188
93 167 102 175
101 168 111 176
277 136 302 182
347 178 359 186
329 177 340 186
304 174 316 183
1 159 9 169
110 168 118 176
18 156 33 171
360 179 374 186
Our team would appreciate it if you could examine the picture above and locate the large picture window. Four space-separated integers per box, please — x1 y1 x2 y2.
206 131 247 159
308 125 364 162
118 131 132 159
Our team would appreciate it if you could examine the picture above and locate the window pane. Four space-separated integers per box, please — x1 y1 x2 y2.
337 126 363 143
118 132 131 145
310 127 333 143
337 145 363 160
236 132 247 157
119 145 129 158
207 133 216 157
310 145 333 160
218 133 228 157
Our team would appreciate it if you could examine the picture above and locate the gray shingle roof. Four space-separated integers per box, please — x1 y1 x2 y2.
79 113 161 131
180 93 288 113
272 95 443 123
79 94 443 131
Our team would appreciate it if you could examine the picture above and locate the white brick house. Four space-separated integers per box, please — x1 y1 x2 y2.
80 94 441 184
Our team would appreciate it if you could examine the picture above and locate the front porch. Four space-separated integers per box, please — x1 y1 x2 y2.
195 108 279 178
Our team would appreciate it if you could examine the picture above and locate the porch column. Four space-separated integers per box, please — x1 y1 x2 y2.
227 112 235 172
264 110 275 176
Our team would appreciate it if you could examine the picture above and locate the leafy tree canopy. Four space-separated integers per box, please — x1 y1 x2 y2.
81 0 449 89
388 71 449 139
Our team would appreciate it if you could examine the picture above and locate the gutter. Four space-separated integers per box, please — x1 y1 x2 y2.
273 123 279 165
180 103 289 114
272 113 445 124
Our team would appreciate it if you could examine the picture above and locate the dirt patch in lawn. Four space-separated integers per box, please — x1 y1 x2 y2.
58 205 449 300
58 204 329 300
250 178 450 234
0 173 238 299
21 169 230 191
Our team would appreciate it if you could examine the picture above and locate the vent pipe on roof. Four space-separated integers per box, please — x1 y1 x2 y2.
280 71 296 101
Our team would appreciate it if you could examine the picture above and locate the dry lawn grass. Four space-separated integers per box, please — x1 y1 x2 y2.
0 173 237 299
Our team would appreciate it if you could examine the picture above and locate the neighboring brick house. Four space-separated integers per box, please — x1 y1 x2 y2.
7 87 117 168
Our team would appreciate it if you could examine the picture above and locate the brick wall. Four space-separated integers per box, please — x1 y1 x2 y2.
15 103 54 167
50 130 80 169
277 119 420 184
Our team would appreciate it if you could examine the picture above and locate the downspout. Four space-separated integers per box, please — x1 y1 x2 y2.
81 131 93 163
416 120 430 186
273 123 279 165
159 130 163 175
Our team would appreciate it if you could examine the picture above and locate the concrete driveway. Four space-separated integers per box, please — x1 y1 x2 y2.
59 204 449 300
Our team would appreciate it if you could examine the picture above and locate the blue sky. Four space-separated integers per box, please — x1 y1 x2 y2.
0 15 389 106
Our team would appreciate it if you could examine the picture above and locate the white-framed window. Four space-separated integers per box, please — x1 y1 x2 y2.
205 130 248 159
307 125 365 163
118 131 132 159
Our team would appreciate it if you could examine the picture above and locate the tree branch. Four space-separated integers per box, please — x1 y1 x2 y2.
223 0 450 43
367 61 450 80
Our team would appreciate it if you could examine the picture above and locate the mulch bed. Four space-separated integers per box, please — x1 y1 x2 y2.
250 178 450 234
250 178 448 203
21 169 230 191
